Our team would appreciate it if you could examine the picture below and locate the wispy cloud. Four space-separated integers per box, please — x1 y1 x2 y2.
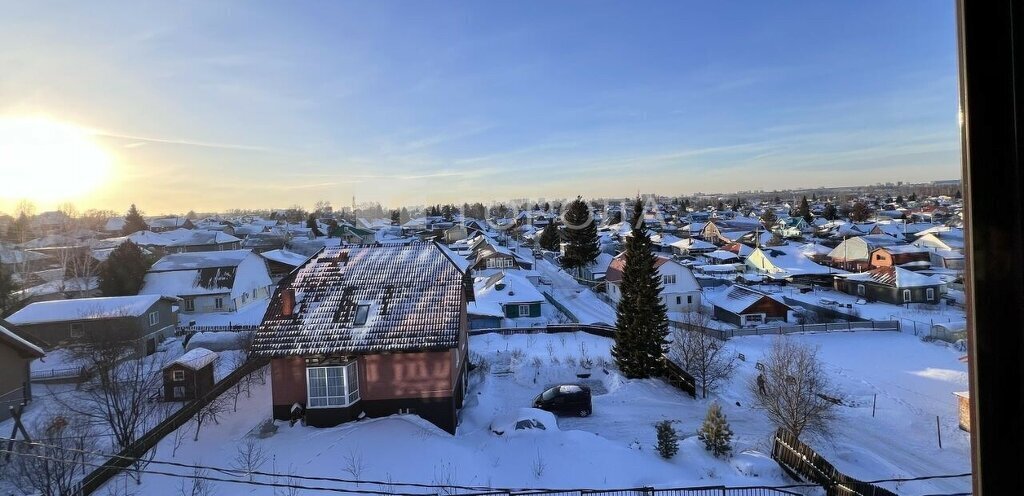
94 130 277 153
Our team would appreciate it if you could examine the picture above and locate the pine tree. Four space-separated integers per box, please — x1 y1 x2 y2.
307 214 323 238
697 402 733 458
895 195 904 205
759 208 777 229
560 196 600 276
909 192 917 202
538 223 560 251
399 207 410 225
822 203 838 221
122 204 148 235
655 420 679 459
955 190 962 199
98 241 150 296
849 202 872 222
611 200 670 379
0 268 20 317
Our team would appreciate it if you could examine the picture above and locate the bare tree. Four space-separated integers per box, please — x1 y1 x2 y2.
672 311 737 398
177 466 213 496
54 322 164 482
750 337 839 439
232 438 268 482
5 413 95 496
341 448 367 479
193 395 228 441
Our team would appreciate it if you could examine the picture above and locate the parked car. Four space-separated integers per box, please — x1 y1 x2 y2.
533 384 592 417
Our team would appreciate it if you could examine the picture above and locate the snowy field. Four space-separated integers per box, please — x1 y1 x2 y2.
100 330 970 495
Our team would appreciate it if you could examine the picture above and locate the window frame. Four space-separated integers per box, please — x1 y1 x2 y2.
148 311 159 326
214 297 223 309
306 362 360 409
927 288 935 301
183 298 195 312
69 322 84 338
172 370 185 382
902 289 912 303
353 304 370 326
518 303 531 316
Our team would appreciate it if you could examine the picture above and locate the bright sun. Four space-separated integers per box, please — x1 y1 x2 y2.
0 116 113 204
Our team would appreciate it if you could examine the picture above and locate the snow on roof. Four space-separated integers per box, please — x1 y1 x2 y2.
874 245 930 255
150 250 253 271
170 347 218 370
841 266 944 288
436 243 472 274
586 252 615 274
7 295 171 325
606 254 674 283
104 217 127 231
474 271 544 307
0 246 50 264
709 285 787 314
0 320 45 357
670 238 716 251
705 250 740 261
166 230 241 247
259 249 311 267
253 243 465 357
748 245 837 277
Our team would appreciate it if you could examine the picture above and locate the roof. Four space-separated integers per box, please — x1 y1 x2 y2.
709 285 790 314
0 246 50 264
0 319 45 357
873 245 930 255
605 254 673 284
842 266 944 288
170 347 218 370
473 271 544 307
252 243 465 357
150 250 253 271
748 245 838 278
260 249 311 267
6 295 174 325
166 231 241 247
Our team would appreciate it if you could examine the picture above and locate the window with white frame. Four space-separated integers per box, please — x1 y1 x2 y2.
184 298 195 311
148 311 159 326
215 298 223 309
903 289 912 303
69 322 84 338
505 258 513 268
306 362 360 408
927 288 935 301
353 304 370 326
518 304 531 316
172 370 185 381
857 284 865 296
663 274 676 284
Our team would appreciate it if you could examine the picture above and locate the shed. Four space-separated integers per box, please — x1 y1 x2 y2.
163 347 218 401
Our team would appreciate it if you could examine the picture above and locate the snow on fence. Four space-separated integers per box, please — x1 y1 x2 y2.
29 365 90 382
771 428 898 496
469 323 615 338
175 324 258 336
673 320 901 341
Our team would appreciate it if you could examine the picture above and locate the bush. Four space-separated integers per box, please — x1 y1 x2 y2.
655 420 679 459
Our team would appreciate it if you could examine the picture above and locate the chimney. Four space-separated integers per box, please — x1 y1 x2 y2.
281 288 295 317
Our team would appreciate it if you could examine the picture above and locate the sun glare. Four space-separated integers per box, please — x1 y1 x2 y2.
0 116 113 204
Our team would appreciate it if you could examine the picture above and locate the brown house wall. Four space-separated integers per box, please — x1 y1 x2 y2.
162 363 215 401
746 296 790 320
359 351 453 400
270 357 308 408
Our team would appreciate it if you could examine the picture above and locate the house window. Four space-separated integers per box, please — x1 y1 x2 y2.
184 298 195 312
518 304 531 317
903 289 912 303
927 288 935 301
306 362 360 408
504 258 513 268
353 304 370 326
687 295 693 304
253 289 258 299
172 370 185 381
215 298 224 309
486 258 495 269
69 322 84 338
173 386 185 399
148 311 159 326
241 292 248 304
663 275 676 284
876 254 884 260
857 284 865 296
676 296 681 305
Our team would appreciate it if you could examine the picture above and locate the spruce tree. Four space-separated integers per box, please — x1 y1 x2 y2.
759 208 777 229
798 196 813 223
98 240 150 296
655 420 679 459
611 200 670 378
122 204 148 235
822 203 838 221
697 402 734 458
538 223 560 252
0 268 19 317
400 207 410 225
560 196 600 276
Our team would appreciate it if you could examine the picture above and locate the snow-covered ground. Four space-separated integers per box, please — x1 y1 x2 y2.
534 258 617 325
100 330 971 495
177 299 270 327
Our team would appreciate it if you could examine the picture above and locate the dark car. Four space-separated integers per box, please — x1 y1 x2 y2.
533 384 592 417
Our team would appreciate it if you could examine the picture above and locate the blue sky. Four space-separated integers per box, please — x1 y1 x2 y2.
0 1 960 213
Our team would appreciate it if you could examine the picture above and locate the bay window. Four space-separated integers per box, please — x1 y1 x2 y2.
306 361 360 408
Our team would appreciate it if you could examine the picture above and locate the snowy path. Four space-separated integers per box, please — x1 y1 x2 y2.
534 258 617 325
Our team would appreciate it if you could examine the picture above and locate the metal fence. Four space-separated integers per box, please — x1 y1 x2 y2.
29 365 90 381
174 324 258 336
673 321 900 341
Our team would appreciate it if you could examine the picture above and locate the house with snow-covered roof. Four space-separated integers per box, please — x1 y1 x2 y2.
827 234 902 271
833 266 946 305
708 285 793 327
166 230 242 253
140 250 273 315
162 347 218 401
606 254 701 312
745 244 840 283
251 242 470 433
868 245 932 270
0 319 45 420
5 295 179 357
469 271 545 327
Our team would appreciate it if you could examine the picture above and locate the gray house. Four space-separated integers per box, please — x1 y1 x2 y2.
834 266 946 305
5 295 180 357
0 320 45 420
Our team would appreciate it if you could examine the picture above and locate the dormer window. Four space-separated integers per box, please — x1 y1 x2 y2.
353 304 370 326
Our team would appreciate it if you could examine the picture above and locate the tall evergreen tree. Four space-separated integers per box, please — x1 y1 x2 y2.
399 207 410 225
98 241 150 296
538 223 560 252
697 402 734 458
307 214 323 238
390 210 400 225
560 196 600 276
611 200 670 378
0 268 19 317
798 196 813 223
909 192 917 202
759 208 778 229
122 204 148 235
822 203 838 221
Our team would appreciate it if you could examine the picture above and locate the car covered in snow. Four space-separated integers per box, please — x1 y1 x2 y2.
489 408 559 435
532 384 592 417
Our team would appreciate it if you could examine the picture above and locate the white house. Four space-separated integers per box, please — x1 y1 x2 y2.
745 244 839 281
140 250 273 314
605 254 701 312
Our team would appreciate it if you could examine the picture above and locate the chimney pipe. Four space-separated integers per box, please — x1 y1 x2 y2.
281 288 295 317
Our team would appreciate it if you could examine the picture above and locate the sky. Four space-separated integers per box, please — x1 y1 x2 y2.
0 1 961 215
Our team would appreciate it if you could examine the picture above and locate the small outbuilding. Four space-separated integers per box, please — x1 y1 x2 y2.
709 285 793 327
163 347 218 401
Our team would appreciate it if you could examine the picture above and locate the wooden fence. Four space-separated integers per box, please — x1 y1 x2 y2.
674 320 900 341
174 324 258 337
73 357 269 495
771 428 898 496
